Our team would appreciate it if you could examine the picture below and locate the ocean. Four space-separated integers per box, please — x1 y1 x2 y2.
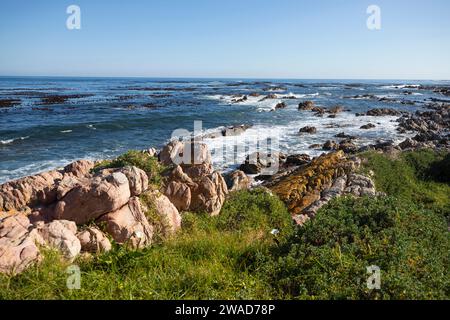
0 76 448 183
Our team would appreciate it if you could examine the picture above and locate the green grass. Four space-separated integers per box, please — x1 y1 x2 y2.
360 149 450 217
0 189 291 300
93 150 166 186
1 149 449 300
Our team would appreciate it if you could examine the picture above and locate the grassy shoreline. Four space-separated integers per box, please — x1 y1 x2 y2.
1 149 449 300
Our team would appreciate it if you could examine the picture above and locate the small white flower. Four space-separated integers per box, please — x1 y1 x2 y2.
134 231 144 239
270 229 280 236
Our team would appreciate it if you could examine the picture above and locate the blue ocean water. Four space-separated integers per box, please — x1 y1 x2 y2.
0 77 448 183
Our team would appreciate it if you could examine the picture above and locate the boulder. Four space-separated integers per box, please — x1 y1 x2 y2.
274 102 287 110
345 174 376 196
0 170 63 212
285 154 311 166
98 197 153 249
323 140 338 150
360 123 376 130
53 172 131 224
339 140 358 153
299 126 317 134
399 138 418 150
225 170 251 192
77 227 112 254
159 140 185 166
270 151 351 215
222 124 251 137
298 101 315 111
366 108 401 116
119 166 148 196
163 181 192 211
141 191 182 237
240 152 285 175
328 105 344 114
0 214 43 274
64 160 95 178
37 220 81 260
190 171 228 216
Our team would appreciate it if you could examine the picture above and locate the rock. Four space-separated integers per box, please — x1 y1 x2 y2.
323 140 338 150
328 105 344 114
119 166 148 196
225 170 250 192
298 101 315 111
338 140 358 153
285 154 311 166
335 132 356 140
37 220 81 260
159 140 185 165
0 214 43 274
0 99 21 108
141 191 182 237
345 174 376 196
0 170 64 212
231 95 247 103
240 152 286 175
366 108 401 116
299 126 317 134
222 124 251 137
190 171 228 216
270 151 351 215
182 163 214 179
98 197 153 249
64 160 95 178
53 172 131 224
77 227 112 253
163 181 192 211
144 147 158 157
309 144 322 149
180 141 212 166
360 123 376 129
274 102 287 110
302 175 347 218
399 138 418 150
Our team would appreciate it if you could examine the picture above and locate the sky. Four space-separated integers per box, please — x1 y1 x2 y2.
0 0 449 79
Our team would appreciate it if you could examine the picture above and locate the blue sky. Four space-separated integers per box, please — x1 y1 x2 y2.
0 0 449 79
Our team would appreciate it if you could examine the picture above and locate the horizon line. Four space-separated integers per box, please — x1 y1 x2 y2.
0 75 449 82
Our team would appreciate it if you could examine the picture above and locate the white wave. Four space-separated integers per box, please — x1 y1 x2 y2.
195 112 412 172
60 130 73 133
0 136 29 145
381 84 420 89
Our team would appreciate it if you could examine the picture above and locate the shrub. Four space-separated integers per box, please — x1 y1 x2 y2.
265 196 450 300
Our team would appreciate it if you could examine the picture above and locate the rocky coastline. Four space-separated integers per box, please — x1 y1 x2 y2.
0 100 448 275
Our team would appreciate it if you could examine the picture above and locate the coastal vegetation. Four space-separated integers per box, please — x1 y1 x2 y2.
0 149 448 300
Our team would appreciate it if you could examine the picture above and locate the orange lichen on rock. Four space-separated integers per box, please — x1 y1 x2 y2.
270 151 354 215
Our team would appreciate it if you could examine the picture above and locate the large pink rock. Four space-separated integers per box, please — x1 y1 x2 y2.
98 197 153 249
0 170 63 211
64 160 95 178
159 140 185 165
164 181 192 211
0 214 44 275
191 171 228 216
225 170 251 192
53 172 131 224
159 140 212 166
77 227 111 253
142 191 182 237
119 166 149 196
36 220 81 260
